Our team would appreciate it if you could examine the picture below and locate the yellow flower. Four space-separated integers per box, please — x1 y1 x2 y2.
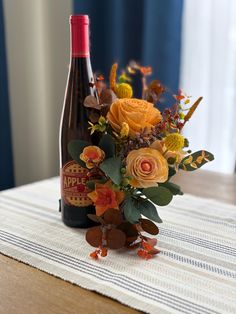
151 139 186 163
115 83 133 98
80 146 105 169
164 133 185 152
126 148 168 188
120 122 129 138
107 98 162 137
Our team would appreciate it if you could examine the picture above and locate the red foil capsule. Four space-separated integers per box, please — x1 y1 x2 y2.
70 15 90 57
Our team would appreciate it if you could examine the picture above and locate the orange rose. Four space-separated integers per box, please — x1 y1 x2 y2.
80 146 105 169
126 148 168 188
107 98 162 137
88 182 124 216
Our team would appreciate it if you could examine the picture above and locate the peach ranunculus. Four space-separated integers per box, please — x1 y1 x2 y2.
88 182 124 216
107 98 162 137
126 148 168 188
80 146 105 169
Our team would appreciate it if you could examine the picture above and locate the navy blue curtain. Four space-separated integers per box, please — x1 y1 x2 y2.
0 0 14 190
74 0 183 107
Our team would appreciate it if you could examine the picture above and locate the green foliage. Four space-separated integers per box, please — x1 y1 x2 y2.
100 157 122 185
88 116 107 134
168 167 176 179
122 197 141 224
137 198 162 223
121 196 162 224
179 150 214 171
68 140 89 167
99 134 115 158
142 186 173 206
86 181 96 190
160 182 183 195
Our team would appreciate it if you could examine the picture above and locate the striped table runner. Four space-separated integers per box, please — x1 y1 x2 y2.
0 177 235 314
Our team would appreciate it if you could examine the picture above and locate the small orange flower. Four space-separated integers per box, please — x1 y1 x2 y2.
80 146 105 169
90 250 99 260
140 66 152 76
88 182 124 216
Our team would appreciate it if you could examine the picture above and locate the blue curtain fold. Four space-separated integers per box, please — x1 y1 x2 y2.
74 0 183 108
0 0 14 190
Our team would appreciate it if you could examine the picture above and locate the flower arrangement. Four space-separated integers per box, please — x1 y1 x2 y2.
68 62 214 260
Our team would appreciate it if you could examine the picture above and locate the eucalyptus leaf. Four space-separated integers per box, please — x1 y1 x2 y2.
137 199 163 223
168 167 176 179
100 157 122 185
142 186 173 206
160 182 183 195
179 150 214 171
122 197 141 224
68 140 90 167
86 181 95 190
99 134 116 158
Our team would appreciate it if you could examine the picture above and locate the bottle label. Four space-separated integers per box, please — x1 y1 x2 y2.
61 161 92 207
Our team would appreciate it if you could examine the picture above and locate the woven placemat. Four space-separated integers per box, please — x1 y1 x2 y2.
0 177 235 314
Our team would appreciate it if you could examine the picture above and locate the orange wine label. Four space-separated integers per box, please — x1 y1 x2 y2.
61 161 92 207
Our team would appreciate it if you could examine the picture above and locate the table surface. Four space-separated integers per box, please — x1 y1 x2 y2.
0 170 235 314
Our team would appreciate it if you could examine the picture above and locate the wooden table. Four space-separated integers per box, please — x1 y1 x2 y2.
0 170 235 314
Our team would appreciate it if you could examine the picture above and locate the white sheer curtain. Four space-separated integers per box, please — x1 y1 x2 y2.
180 0 236 174
3 0 72 186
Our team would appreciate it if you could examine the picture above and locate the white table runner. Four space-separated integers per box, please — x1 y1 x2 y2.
0 177 235 314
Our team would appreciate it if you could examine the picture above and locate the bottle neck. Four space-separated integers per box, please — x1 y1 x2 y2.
70 17 90 58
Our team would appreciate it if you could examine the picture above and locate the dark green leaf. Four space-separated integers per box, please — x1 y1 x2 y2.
86 181 95 190
100 157 122 185
179 150 214 171
121 197 141 224
142 186 173 206
160 182 183 195
168 167 176 179
99 134 115 158
68 140 90 167
138 199 162 223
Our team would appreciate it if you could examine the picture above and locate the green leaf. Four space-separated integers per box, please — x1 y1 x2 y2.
142 186 173 206
86 181 95 190
168 167 176 179
99 134 115 158
160 182 183 195
138 199 162 223
68 140 90 167
86 178 108 191
179 150 214 171
100 157 122 185
121 197 141 224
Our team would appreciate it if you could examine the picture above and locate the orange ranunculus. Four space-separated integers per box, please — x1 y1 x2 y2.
87 182 124 216
80 146 105 169
107 98 162 137
126 148 168 188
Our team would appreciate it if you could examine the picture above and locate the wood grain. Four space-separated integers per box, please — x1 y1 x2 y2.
0 170 235 314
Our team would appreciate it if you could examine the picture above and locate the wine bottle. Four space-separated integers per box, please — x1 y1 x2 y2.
59 15 97 228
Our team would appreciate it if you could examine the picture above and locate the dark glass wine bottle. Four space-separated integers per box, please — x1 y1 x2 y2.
59 15 97 228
